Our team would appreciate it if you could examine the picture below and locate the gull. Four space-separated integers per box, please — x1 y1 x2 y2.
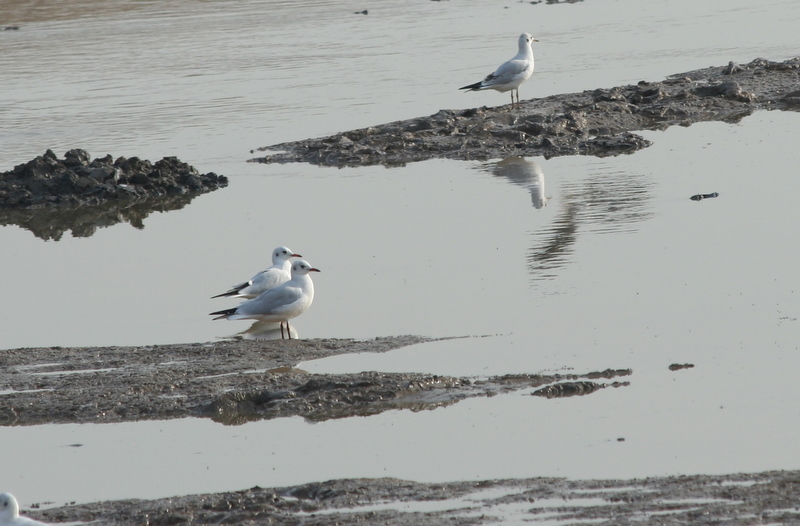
460 33 538 108
0 494 48 526
210 259 320 339
211 246 301 299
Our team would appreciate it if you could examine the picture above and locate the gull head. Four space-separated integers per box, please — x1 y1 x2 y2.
520 33 539 46
272 246 302 264
291 259 321 276
0 493 20 520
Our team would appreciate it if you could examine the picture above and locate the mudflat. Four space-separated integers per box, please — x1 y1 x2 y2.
5 56 800 524
252 57 800 167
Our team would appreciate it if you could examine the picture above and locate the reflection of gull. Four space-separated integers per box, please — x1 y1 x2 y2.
237 319 298 340
528 166 654 279
460 33 538 108
210 260 320 340
211 246 301 299
0 493 48 526
492 157 547 209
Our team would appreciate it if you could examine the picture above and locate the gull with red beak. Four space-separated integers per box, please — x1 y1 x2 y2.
210 259 320 339
211 246 301 299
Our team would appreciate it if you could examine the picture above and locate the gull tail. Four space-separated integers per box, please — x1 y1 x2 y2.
210 307 238 320
459 81 484 92
210 280 249 299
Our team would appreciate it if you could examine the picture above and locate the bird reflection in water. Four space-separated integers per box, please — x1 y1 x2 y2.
491 156 548 209
237 320 299 340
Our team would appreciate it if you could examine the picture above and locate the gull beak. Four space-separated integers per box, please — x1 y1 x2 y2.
309 268 321 273
292 253 302 258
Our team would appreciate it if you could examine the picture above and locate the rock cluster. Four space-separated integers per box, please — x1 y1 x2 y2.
0 149 227 209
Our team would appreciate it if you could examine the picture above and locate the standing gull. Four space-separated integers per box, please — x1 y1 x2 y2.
210 259 320 339
211 246 301 299
0 493 48 526
460 33 538 108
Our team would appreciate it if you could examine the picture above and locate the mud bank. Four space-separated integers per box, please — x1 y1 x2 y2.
30 470 800 525
252 57 800 167
0 337 630 426
0 150 227 239
1 149 227 209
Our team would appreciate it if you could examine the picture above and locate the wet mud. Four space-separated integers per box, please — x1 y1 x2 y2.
5 338 798 524
0 336 630 426
6 58 800 523
28 470 800 525
0 149 227 239
252 57 800 167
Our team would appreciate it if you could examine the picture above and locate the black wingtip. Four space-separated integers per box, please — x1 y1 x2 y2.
459 81 483 91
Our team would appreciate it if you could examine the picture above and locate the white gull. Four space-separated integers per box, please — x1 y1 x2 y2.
0 494 48 526
211 246 301 299
210 259 320 339
460 33 538 108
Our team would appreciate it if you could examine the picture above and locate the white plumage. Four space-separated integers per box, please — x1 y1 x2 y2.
210 259 320 339
460 33 539 108
0 494 48 526
211 246 301 299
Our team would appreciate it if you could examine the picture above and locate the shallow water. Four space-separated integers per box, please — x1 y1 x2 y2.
1 0 800 510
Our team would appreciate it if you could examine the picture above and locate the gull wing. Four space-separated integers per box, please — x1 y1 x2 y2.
485 58 529 85
236 285 302 317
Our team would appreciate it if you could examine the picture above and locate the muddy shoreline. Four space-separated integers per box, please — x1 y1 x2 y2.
0 336 630 427
27 469 800 525
251 57 800 167
5 57 800 524
3 337 798 524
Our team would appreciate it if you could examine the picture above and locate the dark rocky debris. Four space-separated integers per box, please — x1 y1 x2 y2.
690 192 720 201
251 57 800 167
0 149 227 239
1 149 227 210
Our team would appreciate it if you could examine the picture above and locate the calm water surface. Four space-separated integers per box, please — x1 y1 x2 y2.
1 0 800 509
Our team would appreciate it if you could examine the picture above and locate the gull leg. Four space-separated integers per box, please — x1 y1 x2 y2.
286 320 293 340
280 321 285 339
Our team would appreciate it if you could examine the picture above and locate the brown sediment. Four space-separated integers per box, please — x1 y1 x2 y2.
29 470 800 525
251 57 800 167
0 336 630 426
0 149 228 240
